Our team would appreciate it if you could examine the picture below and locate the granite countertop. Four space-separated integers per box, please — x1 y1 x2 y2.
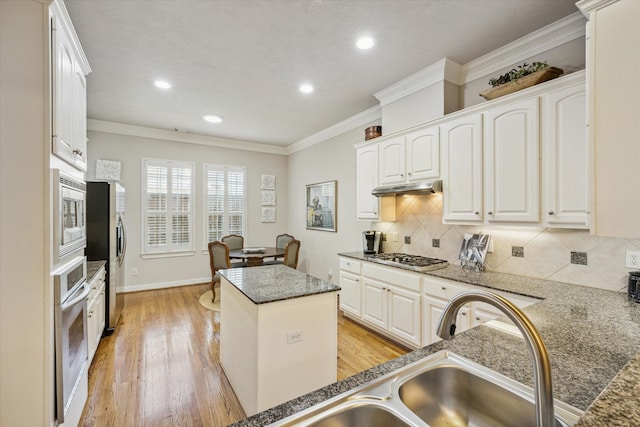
228 252 640 426
220 264 340 304
87 260 106 283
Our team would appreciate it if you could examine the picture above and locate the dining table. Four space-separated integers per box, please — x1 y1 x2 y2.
229 247 285 267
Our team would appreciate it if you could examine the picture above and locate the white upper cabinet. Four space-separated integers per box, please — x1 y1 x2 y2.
543 81 588 228
441 114 483 223
51 1 90 172
356 144 382 220
379 126 440 185
406 126 439 181
379 136 406 185
484 98 540 223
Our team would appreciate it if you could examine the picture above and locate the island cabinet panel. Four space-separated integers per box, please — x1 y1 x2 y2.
220 278 337 416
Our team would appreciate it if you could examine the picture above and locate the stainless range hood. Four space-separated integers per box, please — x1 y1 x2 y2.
372 180 442 197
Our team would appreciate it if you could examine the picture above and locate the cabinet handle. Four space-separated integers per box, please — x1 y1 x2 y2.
88 311 93 318
73 149 83 156
548 211 554 215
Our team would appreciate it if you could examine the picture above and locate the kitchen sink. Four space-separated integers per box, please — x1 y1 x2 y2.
268 350 583 427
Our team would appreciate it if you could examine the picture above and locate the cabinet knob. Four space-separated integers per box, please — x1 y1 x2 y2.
488 211 493 215
73 149 83 156
474 212 479 215
476 316 481 321
548 211 554 215
407 172 412 176
441 286 446 290
400 174 404 178
355 278 359 282
461 312 467 316
88 311 93 318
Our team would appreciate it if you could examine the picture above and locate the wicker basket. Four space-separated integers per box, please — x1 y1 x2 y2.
480 67 564 101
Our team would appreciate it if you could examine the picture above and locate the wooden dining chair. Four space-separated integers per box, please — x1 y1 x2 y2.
283 240 301 269
208 241 231 303
221 234 244 250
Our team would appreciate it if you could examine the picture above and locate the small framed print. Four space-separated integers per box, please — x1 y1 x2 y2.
261 174 276 190
306 180 337 232
261 207 276 223
261 190 276 206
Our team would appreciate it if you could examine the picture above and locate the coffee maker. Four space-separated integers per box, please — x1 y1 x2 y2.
363 231 382 254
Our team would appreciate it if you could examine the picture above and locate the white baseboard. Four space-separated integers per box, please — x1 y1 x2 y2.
119 276 210 293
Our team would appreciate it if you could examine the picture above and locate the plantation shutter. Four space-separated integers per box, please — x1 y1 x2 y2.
204 164 246 245
143 159 194 254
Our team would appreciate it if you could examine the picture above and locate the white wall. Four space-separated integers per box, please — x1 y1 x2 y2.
0 1 53 426
286 121 380 283
87 130 288 291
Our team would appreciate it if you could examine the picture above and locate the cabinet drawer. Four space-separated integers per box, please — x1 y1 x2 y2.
424 277 470 300
362 263 421 292
340 258 361 274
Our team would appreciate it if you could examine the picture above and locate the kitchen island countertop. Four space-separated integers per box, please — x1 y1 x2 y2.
219 264 340 304
228 252 640 426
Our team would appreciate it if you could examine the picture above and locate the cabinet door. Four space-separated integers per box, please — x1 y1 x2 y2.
52 15 76 165
406 126 439 181
72 67 87 171
441 114 483 222
543 83 588 228
423 295 470 346
379 136 406 185
356 145 381 220
484 98 540 223
361 279 387 329
339 271 362 317
388 285 421 346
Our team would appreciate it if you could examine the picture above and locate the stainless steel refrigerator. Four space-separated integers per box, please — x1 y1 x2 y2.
86 181 126 335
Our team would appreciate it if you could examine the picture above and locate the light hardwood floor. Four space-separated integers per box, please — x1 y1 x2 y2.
79 283 407 427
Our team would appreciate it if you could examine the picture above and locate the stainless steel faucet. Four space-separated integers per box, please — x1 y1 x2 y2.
436 289 555 427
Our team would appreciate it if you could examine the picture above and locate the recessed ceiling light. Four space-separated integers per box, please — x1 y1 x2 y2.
154 79 172 89
299 83 314 94
203 114 223 123
356 36 376 50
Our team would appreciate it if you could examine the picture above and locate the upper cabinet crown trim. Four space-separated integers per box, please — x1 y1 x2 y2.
460 12 586 83
576 0 621 17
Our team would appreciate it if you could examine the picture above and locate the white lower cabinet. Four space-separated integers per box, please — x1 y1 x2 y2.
339 258 362 317
338 257 539 349
87 266 106 363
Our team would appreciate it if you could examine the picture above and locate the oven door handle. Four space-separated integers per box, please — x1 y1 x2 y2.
61 282 90 311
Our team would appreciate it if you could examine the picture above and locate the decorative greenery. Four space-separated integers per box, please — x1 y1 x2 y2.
488 61 549 88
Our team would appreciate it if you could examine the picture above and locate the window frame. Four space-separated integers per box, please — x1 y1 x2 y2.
141 158 195 256
203 163 247 248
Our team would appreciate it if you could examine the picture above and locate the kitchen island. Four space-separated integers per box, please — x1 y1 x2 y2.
219 265 340 417
228 252 640 426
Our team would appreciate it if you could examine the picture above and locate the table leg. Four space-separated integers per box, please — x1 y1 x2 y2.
246 257 263 267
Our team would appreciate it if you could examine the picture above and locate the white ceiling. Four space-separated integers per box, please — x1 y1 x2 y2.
65 0 579 147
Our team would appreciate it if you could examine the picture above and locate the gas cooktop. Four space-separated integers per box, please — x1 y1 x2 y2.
369 253 448 272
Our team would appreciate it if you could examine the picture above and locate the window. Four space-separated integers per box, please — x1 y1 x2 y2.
142 159 194 254
205 164 246 243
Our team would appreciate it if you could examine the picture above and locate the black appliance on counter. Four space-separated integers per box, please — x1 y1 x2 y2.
363 231 382 254
86 181 126 335
629 271 640 302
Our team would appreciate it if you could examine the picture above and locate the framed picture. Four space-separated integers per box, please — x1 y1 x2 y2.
306 180 337 232
261 174 276 190
261 207 276 223
261 190 276 206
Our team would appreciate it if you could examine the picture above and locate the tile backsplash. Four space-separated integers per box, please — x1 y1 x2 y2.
372 193 640 293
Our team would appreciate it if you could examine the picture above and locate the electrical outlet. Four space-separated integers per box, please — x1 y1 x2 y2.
626 250 640 268
327 268 333 281
392 232 398 242
131 268 138 276
487 238 494 253
287 330 304 344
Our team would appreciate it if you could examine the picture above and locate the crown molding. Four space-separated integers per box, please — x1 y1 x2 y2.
576 0 620 17
373 58 463 107
460 11 586 84
87 119 288 155
285 105 381 155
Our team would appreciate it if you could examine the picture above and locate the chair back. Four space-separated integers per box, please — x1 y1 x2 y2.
276 233 295 250
283 240 301 269
208 241 231 277
221 234 244 250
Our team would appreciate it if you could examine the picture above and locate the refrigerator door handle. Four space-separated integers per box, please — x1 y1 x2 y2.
118 217 126 267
